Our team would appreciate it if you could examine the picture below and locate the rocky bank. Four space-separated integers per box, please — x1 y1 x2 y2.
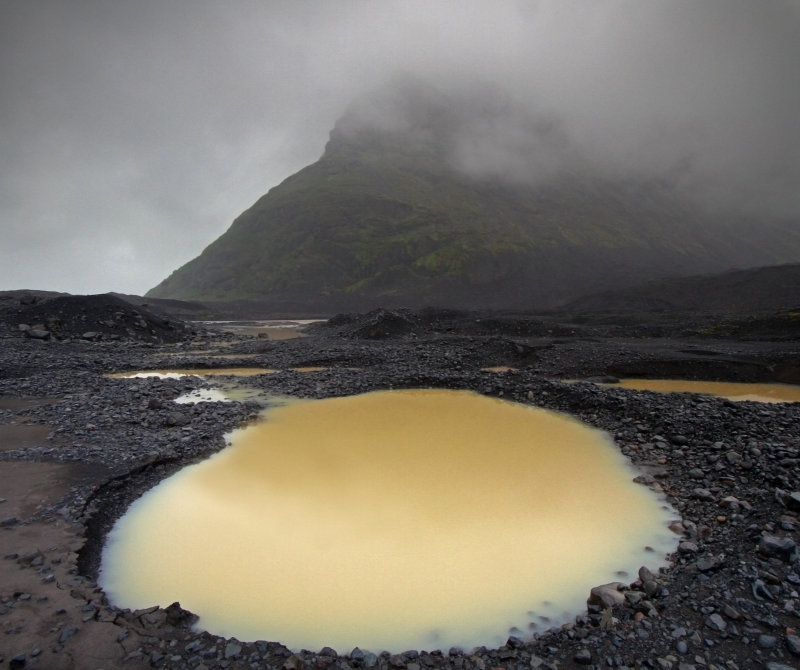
1 306 799 669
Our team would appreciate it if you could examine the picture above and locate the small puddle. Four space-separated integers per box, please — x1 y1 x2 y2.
100 389 676 653
200 319 322 339
605 379 800 403
174 386 285 406
109 368 278 379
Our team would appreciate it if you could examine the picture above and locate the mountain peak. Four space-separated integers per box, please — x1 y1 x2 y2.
147 89 800 312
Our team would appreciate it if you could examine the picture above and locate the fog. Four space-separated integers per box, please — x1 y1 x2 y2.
1 0 798 294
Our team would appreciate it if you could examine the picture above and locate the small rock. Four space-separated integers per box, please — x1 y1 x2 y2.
786 634 800 656
588 582 626 608
165 601 198 627
26 328 50 340
164 411 190 427
224 641 242 659
758 535 797 563
785 491 800 512
573 649 592 665
696 556 721 572
758 634 778 649
283 654 304 670
706 613 726 632
753 578 776 601
506 635 524 649
721 603 742 620
692 488 714 501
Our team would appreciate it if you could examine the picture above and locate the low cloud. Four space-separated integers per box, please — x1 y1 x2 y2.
1 0 798 293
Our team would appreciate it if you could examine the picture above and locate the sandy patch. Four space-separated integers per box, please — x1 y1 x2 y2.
0 432 130 668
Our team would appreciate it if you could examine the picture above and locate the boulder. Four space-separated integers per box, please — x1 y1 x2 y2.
588 582 626 608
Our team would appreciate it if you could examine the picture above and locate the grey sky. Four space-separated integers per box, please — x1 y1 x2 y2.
2 1 798 295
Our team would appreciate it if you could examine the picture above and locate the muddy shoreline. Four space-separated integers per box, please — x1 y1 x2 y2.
1 311 800 669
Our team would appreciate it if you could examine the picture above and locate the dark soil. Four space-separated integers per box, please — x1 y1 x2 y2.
1 305 799 669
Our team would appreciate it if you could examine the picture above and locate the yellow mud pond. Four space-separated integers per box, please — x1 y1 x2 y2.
100 389 676 653
608 379 800 403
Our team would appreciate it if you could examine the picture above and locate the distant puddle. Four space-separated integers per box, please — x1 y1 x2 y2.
606 379 800 403
109 368 278 379
110 367 335 380
100 389 677 654
174 386 283 406
200 319 322 339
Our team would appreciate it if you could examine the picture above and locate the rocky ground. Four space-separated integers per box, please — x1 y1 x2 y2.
1 302 800 669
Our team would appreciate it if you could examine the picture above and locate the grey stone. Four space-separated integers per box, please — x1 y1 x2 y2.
506 635 524 649
164 411 190 427
224 641 242 659
696 556 721 572
26 328 50 340
588 582 626 608
692 488 714 501
786 491 800 512
573 649 592 665
282 654 304 670
722 603 742 620
758 535 797 562
705 613 726 632
786 634 800 656
758 635 778 649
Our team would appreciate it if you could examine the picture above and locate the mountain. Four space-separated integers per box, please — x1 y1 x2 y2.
147 90 800 313
563 263 800 315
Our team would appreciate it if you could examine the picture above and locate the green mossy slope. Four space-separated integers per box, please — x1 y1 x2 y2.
148 119 800 311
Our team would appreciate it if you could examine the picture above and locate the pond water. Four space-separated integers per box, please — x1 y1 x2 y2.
111 367 335 379
109 368 278 379
100 389 677 654
606 379 800 403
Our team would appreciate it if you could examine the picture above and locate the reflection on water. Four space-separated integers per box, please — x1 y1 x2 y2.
174 388 231 404
111 367 336 379
199 319 323 339
101 389 676 653
607 379 800 403
109 368 278 379
175 386 288 406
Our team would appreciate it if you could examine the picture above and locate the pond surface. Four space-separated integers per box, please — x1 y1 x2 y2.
109 368 278 379
607 379 800 403
100 389 676 653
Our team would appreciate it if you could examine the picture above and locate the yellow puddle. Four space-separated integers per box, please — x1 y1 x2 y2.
606 379 800 403
100 389 676 653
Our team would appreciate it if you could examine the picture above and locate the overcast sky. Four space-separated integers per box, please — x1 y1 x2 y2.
2 0 799 295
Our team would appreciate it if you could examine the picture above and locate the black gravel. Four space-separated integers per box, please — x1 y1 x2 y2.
1 307 799 670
